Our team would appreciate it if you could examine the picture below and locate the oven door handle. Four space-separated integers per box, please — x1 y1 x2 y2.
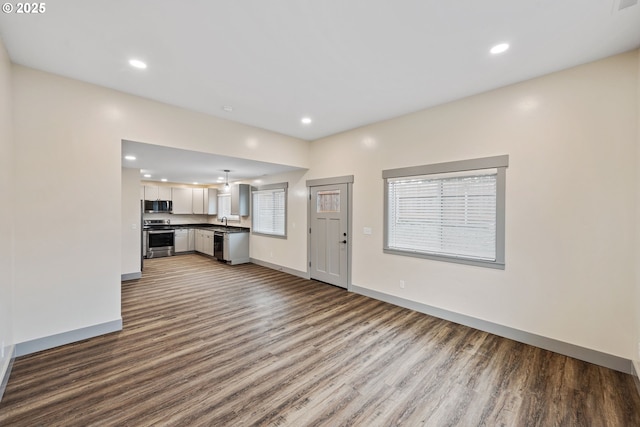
148 229 175 234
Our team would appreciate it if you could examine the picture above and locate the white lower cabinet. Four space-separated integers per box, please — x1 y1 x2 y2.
174 229 189 253
223 232 250 264
204 231 214 256
195 229 214 256
193 228 248 261
195 230 204 253
188 229 195 251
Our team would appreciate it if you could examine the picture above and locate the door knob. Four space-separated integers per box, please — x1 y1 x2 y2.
341 240 347 244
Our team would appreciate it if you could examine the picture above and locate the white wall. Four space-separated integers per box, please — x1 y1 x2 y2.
12 65 309 345
306 50 639 359
249 170 310 273
0 38 15 392
121 168 142 277
9 48 640 365
635 50 640 375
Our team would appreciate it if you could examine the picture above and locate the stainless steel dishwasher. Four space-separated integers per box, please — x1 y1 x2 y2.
213 231 224 260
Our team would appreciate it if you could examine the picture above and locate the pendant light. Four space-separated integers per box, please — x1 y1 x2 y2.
224 169 230 191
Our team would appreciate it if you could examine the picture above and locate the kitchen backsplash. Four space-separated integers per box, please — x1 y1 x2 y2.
143 213 251 228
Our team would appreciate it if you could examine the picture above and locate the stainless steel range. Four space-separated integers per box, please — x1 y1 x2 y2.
144 219 175 258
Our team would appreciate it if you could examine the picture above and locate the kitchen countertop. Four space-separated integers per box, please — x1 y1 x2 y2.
143 223 250 233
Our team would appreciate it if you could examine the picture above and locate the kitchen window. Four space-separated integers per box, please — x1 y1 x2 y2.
217 194 239 222
252 183 287 238
383 155 508 269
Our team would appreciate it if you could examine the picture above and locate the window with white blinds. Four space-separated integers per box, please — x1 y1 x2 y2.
383 155 508 269
252 183 287 237
217 194 239 221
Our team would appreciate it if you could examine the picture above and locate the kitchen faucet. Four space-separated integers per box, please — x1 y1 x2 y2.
220 216 228 227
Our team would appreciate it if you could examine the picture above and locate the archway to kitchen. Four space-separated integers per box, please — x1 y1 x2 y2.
121 139 309 282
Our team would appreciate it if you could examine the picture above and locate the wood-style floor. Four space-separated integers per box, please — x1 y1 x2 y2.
1 254 640 426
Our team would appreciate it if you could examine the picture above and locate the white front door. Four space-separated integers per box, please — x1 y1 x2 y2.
310 183 348 288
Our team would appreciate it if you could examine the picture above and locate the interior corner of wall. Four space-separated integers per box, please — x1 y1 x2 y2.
632 360 640 398
0 343 16 402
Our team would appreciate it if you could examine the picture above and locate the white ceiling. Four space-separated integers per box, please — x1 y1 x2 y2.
122 140 305 185
1 1 639 142
2 1 640 183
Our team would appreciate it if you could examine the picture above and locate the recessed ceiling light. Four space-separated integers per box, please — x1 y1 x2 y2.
129 59 147 69
193 182 199 185
124 155 136 160
222 105 233 112
301 117 312 124
217 176 224 180
161 178 168 182
143 174 151 178
490 43 510 55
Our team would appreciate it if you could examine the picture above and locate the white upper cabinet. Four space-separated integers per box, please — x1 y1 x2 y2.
172 187 193 214
159 186 172 200
231 184 250 216
144 185 158 201
192 188 205 214
144 185 172 201
144 185 216 215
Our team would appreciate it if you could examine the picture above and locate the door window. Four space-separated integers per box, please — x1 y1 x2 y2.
317 190 340 213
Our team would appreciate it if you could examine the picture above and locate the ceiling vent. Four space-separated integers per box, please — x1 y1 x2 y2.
619 0 638 10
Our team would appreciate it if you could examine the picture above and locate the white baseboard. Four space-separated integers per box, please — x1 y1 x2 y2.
15 319 123 357
121 272 142 281
0 344 15 402
250 258 309 279
351 285 632 374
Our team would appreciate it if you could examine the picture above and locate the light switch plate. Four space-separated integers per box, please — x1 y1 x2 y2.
363 227 372 235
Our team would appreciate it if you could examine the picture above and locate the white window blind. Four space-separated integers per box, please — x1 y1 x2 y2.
387 170 498 261
218 194 231 218
252 186 286 237
217 194 239 221
384 155 508 269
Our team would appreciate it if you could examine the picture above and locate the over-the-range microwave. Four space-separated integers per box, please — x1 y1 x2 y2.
144 200 173 213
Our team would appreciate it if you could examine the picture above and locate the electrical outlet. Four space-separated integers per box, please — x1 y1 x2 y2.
400 280 405 289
